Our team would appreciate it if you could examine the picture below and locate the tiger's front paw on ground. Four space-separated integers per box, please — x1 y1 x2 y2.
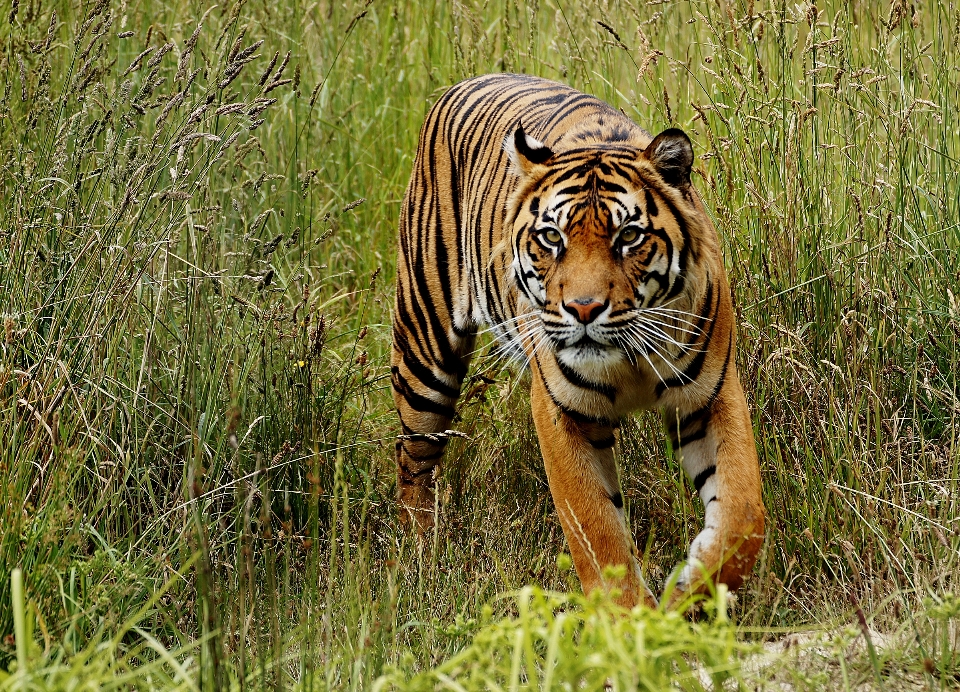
660 560 705 612
661 525 764 611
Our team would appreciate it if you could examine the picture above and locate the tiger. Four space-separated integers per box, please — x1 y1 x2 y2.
391 73 764 608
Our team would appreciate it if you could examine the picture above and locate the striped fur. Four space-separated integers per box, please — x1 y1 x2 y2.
392 74 764 608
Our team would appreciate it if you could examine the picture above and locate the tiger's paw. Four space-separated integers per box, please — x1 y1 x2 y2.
661 559 709 612
661 523 764 610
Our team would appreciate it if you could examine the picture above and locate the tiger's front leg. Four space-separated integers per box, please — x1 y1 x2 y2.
663 368 765 608
529 365 657 609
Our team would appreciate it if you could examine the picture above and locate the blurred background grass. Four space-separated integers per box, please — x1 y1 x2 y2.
0 0 958 688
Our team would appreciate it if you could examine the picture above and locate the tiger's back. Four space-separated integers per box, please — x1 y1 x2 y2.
393 74 764 608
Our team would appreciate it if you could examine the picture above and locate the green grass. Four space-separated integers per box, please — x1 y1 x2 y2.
1 0 958 689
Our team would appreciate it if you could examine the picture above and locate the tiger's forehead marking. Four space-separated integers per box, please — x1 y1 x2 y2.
537 185 657 234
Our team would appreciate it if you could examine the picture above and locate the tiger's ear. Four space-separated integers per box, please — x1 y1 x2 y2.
505 123 554 175
643 128 693 188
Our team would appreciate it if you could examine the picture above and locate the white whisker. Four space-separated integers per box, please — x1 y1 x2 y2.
644 305 708 320
475 312 539 337
636 320 707 354
635 313 703 334
617 331 668 387
632 307 706 328
631 320 688 351
624 323 688 381
468 312 542 360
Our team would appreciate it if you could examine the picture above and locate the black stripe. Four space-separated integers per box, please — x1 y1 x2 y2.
555 359 617 402
399 464 437 480
655 282 718 396
535 354 611 426
610 492 623 509
451 322 473 338
678 405 711 431
702 330 734 406
651 182 697 266
644 189 659 217
608 160 635 181
401 445 446 462
666 336 732 447
393 357 461 400
693 465 716 493
539 91 605 132
672 427 707 448
595 179 627 194
645 227 675 303
556 184 589 197
589 435 616 449
393 370 456 418
558 403 608 426
394 281 468 381
668 404 711 448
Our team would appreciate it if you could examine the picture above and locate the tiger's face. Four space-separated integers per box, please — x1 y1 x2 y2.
506 127 703 374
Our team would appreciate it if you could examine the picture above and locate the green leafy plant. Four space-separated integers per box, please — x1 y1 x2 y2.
375 585 749 692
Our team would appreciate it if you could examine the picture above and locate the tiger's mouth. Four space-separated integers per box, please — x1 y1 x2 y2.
554 337 627 374
541 326 610 349
564 335 608 352
552 331 628 368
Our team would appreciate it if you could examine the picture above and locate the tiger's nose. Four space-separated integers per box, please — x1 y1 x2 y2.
562 298 607 324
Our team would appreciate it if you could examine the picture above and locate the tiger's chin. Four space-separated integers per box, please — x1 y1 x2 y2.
555 339 627 375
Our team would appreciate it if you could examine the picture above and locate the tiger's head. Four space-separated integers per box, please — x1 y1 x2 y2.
505 124 711 375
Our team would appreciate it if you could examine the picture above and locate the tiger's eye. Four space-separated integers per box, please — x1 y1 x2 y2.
620 227 639 243
543 228 562 244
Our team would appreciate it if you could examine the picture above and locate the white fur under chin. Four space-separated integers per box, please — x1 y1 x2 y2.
556 345 627 377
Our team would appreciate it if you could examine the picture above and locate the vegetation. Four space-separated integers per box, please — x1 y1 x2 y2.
1 0 958 688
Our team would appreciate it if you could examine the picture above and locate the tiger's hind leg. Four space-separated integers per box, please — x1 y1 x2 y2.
391 304 473 533
662 365 765 608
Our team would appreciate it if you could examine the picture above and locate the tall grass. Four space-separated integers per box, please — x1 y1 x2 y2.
0 0 958 689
